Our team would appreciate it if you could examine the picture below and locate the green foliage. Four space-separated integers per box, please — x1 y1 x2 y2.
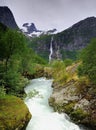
78 38 96 83
0 29 26 60
0 86 6 97
63 102 75 114
50 60 68 84
4 69 29 94
32 53 47 65
63 59 73 67
0 27 46 96
71 108 88 121
61 50 78 60
29 35 51 61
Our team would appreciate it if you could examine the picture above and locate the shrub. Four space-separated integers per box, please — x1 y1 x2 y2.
50 60 68 84
78 38 96 84
0 86 6 97
63 59 73 67
71 108 88 121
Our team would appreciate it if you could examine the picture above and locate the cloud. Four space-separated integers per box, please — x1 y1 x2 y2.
0 0 6 6
1 0 96 31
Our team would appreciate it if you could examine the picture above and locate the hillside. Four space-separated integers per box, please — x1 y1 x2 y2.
29 17 96 60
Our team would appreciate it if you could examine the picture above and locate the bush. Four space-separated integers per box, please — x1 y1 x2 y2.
50 60 68 84
78 38 96 84
0 86 6 97
71 108 88 121
63 59 73 67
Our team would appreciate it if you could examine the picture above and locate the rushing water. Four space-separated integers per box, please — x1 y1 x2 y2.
49 36 53 62
24 78 87 130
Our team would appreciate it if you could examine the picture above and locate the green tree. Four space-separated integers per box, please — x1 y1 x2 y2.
0 29 29 95
78 38 96 83
0 29 27 73
0 27 46 96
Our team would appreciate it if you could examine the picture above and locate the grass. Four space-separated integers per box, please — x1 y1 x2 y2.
0 95 31 130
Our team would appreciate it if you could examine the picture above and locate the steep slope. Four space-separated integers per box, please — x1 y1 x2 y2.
0 6 18 29
55 17 96 50
29 17 96 60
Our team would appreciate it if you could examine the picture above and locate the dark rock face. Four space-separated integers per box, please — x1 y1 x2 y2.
23 23 41 34
47 28 57 34
0 6 18 29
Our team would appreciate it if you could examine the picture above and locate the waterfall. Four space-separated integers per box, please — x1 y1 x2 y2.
24 78 86 130
49 36 53 63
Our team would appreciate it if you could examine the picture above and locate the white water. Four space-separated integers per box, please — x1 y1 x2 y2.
24 78 83 130
49 36 53 62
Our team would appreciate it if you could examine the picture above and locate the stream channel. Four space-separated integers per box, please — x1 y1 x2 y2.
24 78 90 130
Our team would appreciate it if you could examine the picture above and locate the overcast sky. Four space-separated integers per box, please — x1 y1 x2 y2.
0 0 96 31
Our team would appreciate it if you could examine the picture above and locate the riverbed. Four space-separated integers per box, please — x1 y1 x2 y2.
24 78 90 130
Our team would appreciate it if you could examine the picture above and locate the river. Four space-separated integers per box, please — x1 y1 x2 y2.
24 78 89 130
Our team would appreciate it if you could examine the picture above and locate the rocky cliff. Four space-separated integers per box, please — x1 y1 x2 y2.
30 17 96 60
0 6 18 29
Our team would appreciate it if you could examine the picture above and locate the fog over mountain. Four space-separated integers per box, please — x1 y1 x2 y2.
0 0 96 31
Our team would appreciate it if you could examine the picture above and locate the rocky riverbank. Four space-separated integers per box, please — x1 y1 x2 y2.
0 95 31 130
23 62 96 129
48 63 96 130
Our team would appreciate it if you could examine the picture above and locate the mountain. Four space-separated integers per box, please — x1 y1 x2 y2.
55 16 96 50
22 23 57 37
22 23 40 34
29 17 96 60
0 6 18 29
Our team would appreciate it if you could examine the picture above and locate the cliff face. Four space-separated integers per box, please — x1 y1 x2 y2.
30 17 96 60
0 6 18 29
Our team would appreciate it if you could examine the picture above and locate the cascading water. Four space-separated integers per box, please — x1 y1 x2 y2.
24 78 86 130
49 36 53 63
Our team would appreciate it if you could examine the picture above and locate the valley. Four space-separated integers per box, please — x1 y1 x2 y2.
0 6 96 130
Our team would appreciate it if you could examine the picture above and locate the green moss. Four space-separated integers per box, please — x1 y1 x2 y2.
64 102 75 114
71 108 88 122
0 95 31 130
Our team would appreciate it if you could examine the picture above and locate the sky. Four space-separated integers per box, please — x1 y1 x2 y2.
0 0 96 32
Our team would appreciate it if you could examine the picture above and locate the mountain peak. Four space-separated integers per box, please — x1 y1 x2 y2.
0 6 18 29
22 22 57 37
70 16 96 29
22 22 38 34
